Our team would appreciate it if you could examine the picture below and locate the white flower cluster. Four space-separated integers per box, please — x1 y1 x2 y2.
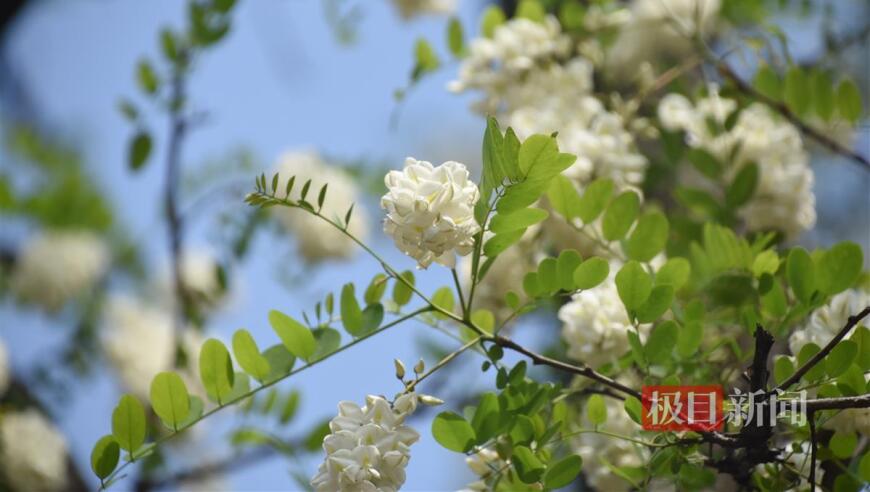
311 393 420 492
789 288 870 436
0 410 69 492
573 397 645 492
10 229 110 312
100 295 205 400
0 337 9 396
382 158 481 268
559 265 649 369
460 448 507 491
450 17 648 192
449 16 571 114
607 0 721 81
391 0 455 19
273 150 370 262
658 91 816 239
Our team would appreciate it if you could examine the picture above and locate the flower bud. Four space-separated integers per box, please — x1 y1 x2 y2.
394 359 406 380
418 394 445 406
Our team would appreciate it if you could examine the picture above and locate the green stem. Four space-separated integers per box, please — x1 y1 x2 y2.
100 306 432 489
406 336 481 392
451 267 468 318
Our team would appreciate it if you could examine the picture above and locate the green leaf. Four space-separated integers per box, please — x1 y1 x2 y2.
646 321 678 363
516 0 545 22
340 283 364 336
412 38 440 80
262 344 296 383
557 249 583 291
624 396 642 424
624 212 669 262
786 247 816 304
753 64 781 100
573 257 609 290
513 445 545 483
544 455 582 489
471 309 495 334
816 242 863 295
837 78 862 123
725 163 758 209
826 340 857 377
615 261 653 310
431 412 475 452
432 287 455 316
232 329 270 383
392 271 415 306
859 451 870 482
91 435 120 480
852 326 870 371
587 394 607 425
447 17 464 56
784 66 810 116
112 394 146 453
797 343 826 381
360 303 384 335
149 372 191 431
199 339 235 404
483 230 524 257
656 258 690 289
577 178 613 224
128 132 152 171
602 191 640 241
178 395 204 428
364 274 389 304
677 320 704 358
635 285 674 323
812 70 835 121
489 207 548 234
536 257 559 294
311 327 342 360
136 59 159 94
480 5 506 38
686 148 722 179
547 175 582 220
471 392 500 443
268 310 316 360
518 134 559 176
752 250 780 278
773 356 794 385
829 431 857 459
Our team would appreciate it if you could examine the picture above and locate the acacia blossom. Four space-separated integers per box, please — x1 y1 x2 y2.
157 249 226 312
559 265 650 369
0 410 69 492
658 91 816 239
382 158 480 268
273 150 370 262
0 338 8 396
10 229 109 312
448 16 571 114
310 393 421 492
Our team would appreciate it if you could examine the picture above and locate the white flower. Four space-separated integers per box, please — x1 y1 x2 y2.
311 393 421 492
10 229 109 311
101 296 176 399
657 92 815 239
607 0 721 81
0 338 9 396
449 16 571 113
158 249 225 312
382 158 481 268
559 265 649 368
459 448 506 491
573 397 645 492
0 410 69 492
788 289 870 356
273 151 370 262
391 0 455 19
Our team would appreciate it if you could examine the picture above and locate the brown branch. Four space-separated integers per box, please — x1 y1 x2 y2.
715 61 870 170
809 410 818 489
805 393 870 412
490 335 642 400
776 306 870 391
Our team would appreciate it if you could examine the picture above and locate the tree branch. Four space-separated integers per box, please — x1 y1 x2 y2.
776 306 870 391
805 393 870 412
714 61 869 170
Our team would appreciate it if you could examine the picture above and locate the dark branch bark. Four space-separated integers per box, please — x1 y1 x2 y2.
777 306 870 391
715 61 870 170
805 393 870 412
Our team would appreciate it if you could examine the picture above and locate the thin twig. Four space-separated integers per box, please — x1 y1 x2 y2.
776 306 870 391
714 61 870 170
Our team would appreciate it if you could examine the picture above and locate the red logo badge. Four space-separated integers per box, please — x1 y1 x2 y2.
641 385 724 431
